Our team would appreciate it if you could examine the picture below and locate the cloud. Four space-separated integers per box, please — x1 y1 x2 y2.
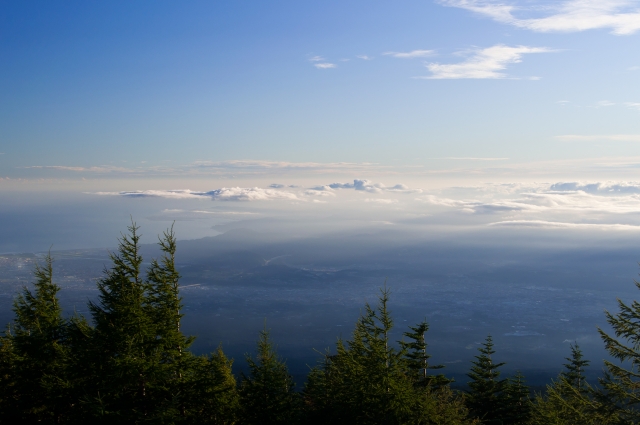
147 209 259 221
438 157 509 160
269 184 285 188
422 44 551 79
595 100 616 107
418 181 640 217
326 179 422 193
549 181 640 194
193 160 377 171
365 198 399 204
489 220 640 230
314 63 336 69
95 188 300 201
383 50 435 58
438 0 640 35
356 55 374 60
27 165 135 173
556 134 640 142
625 102 640 112
309 56 325 62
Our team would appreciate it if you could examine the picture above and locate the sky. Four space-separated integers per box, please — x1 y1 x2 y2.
2 0 640 251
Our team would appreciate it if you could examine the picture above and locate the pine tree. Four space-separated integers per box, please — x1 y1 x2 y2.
81 221 157 421
500 371 531 425
303 287 472 425
597 275 640 422
561 342 589 392
239 324 300 425
145 224 197 419
182 348 239 425
400 320 451 389
0 253 69 424
466 335 507 424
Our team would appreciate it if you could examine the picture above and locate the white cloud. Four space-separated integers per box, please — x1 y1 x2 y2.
95 188 300 201
422 44 551 79
595 100 616 107
625 102 640 112
489 220 640 230
439 157 509 160
556 134 640 142
314 63 336 69
148 209 259 221
439 0 640 35
309 56 325 62
383 50 435 58
356 55 374 60
327 179 422 193
365 198 399 204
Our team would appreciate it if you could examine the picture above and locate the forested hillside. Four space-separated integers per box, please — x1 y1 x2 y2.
1 224 639 424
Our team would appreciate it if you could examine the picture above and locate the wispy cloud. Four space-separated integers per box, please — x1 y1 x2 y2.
421 44 551 79
314 63 336 69
356 55 374 60
383 49 435 58
365 198 399 204
625 102 640 112
309 56 325 62
438 157 509 160
95 188 301 201
438 0 640 35
489 220 640 230
556 134 640 142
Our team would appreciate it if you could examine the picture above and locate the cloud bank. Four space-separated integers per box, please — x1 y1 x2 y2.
96 188 300 201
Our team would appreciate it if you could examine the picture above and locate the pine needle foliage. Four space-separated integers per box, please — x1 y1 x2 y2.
303 287 473 425
465 335 507 424
0 253 68 423
597 278 640 422
239 324 300 425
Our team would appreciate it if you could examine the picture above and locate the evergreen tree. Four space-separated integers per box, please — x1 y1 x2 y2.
597 277 640 422
560 342 589 392
145 225 197 419
304 287 472 425
179 348 239 425
500 371 530 425
400 320 451 389
0 253 69 424
239 324 300 425
466 335 507 424
81 222 157 421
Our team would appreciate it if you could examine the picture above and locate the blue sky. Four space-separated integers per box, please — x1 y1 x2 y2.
2 0 640 170
2 1 640 251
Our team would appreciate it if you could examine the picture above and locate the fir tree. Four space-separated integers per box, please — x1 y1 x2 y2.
597 277 640 422
82 221 157 421
239 324 300 425
560 342 589 392
466 335 507 424
500 371 531 425
400 320 451 389
304 287 472 425
0 253 69 424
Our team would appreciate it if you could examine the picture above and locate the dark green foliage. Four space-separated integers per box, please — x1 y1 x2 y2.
400 320 451 389
465 335 507 424
239 324 300 425
303 287 473 425
597 280 640 423
0 253 69 424
80 222 157 421
500 371 531 424
561 343 589 392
